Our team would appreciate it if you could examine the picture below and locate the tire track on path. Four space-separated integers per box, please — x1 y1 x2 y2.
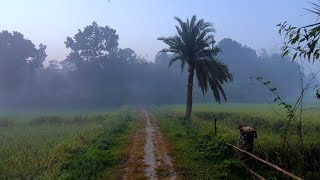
123 110 176 180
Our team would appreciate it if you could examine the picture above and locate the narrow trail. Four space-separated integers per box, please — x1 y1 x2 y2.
123 111 176 180
144 111 157 179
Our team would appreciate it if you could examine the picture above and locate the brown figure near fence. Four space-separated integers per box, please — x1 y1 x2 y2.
238 124 257 153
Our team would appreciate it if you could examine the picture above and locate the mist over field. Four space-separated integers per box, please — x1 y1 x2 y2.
0 28 316 111
1 0 320 179
0 1 318 112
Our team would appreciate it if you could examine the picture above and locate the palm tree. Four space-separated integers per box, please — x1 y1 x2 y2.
158 15 233 120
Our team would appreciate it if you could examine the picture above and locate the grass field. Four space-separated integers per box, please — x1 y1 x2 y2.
1 103 319 179
155 111 248 179
157 103 320 178
0 109 137 179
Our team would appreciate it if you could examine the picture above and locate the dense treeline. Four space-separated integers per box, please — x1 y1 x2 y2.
0 22 309 110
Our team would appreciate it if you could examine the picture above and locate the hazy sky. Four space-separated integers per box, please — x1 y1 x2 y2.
0 0 316 62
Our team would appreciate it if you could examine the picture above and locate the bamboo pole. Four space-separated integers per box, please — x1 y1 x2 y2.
227 143 303 180
244 166 265 180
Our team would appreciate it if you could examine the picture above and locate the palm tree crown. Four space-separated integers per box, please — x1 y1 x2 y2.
158 15 232 104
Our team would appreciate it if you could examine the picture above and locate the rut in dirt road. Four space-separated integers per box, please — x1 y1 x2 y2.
123 111 176 180
144 111 157 179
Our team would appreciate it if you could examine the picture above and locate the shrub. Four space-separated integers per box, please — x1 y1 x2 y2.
29 116 65 125
0 117 15 127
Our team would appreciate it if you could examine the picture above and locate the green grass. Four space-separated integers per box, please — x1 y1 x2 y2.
0 109 137 179
155 112 248 179
160 103 320 178
58 111 137 179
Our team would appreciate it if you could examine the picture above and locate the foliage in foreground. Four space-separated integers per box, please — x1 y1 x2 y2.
0 122 99 178
156 111 247 179
165 104 320 178
0 110 137 179
57 111 136 179
278 1 320 62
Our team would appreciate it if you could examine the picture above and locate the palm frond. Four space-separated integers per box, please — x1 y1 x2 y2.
174 16 189 35
158 15 232 104
215 80 227 101
168 58 179 67
180 59 187 72
190 15 197 30
195 62 208 95
209 77 221 103
165 54 187 73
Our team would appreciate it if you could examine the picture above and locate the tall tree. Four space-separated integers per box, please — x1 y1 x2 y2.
158 15 233 120
0 30 46 91
65 21 119 68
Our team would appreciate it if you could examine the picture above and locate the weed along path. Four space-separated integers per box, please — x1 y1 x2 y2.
123 111 176 180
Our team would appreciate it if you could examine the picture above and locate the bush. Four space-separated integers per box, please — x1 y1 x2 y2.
29 116 65 125
0 117 15 127
29 114 109 126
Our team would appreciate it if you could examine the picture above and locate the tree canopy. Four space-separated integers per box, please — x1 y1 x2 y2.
0 30 46 91
158 15 233 119
65 21 119 66
0 23 308 110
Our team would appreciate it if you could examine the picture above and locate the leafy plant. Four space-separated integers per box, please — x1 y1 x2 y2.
278 1 320 62
252 74 319 176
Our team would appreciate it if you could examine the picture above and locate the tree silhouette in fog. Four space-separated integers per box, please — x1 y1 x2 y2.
158 15 233 120
0 24 305 110
0 30 46 92
65 21 119 67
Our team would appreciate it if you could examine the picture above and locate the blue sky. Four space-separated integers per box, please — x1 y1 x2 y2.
0 0 316 62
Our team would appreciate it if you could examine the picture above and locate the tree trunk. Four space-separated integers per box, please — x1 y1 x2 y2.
185 64 194 120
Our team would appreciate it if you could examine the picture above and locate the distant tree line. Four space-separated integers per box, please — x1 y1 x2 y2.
0 22 310 110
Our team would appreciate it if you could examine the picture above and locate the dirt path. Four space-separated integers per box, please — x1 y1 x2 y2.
123 111 176 180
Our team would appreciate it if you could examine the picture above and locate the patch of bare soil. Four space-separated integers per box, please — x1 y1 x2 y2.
123 111 176 180
143 111 157 179
150 113 177 180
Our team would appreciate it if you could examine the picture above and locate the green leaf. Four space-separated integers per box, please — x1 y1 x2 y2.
310 29 317 37
290 34 293 39
310 39 319 51
299 38 306 43
293 52 297 60
291 34 300 44
308 51 312 60
314 49 319 57
282 50 290 58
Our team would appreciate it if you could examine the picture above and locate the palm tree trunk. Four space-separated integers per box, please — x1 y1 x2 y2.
185 64 194 120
